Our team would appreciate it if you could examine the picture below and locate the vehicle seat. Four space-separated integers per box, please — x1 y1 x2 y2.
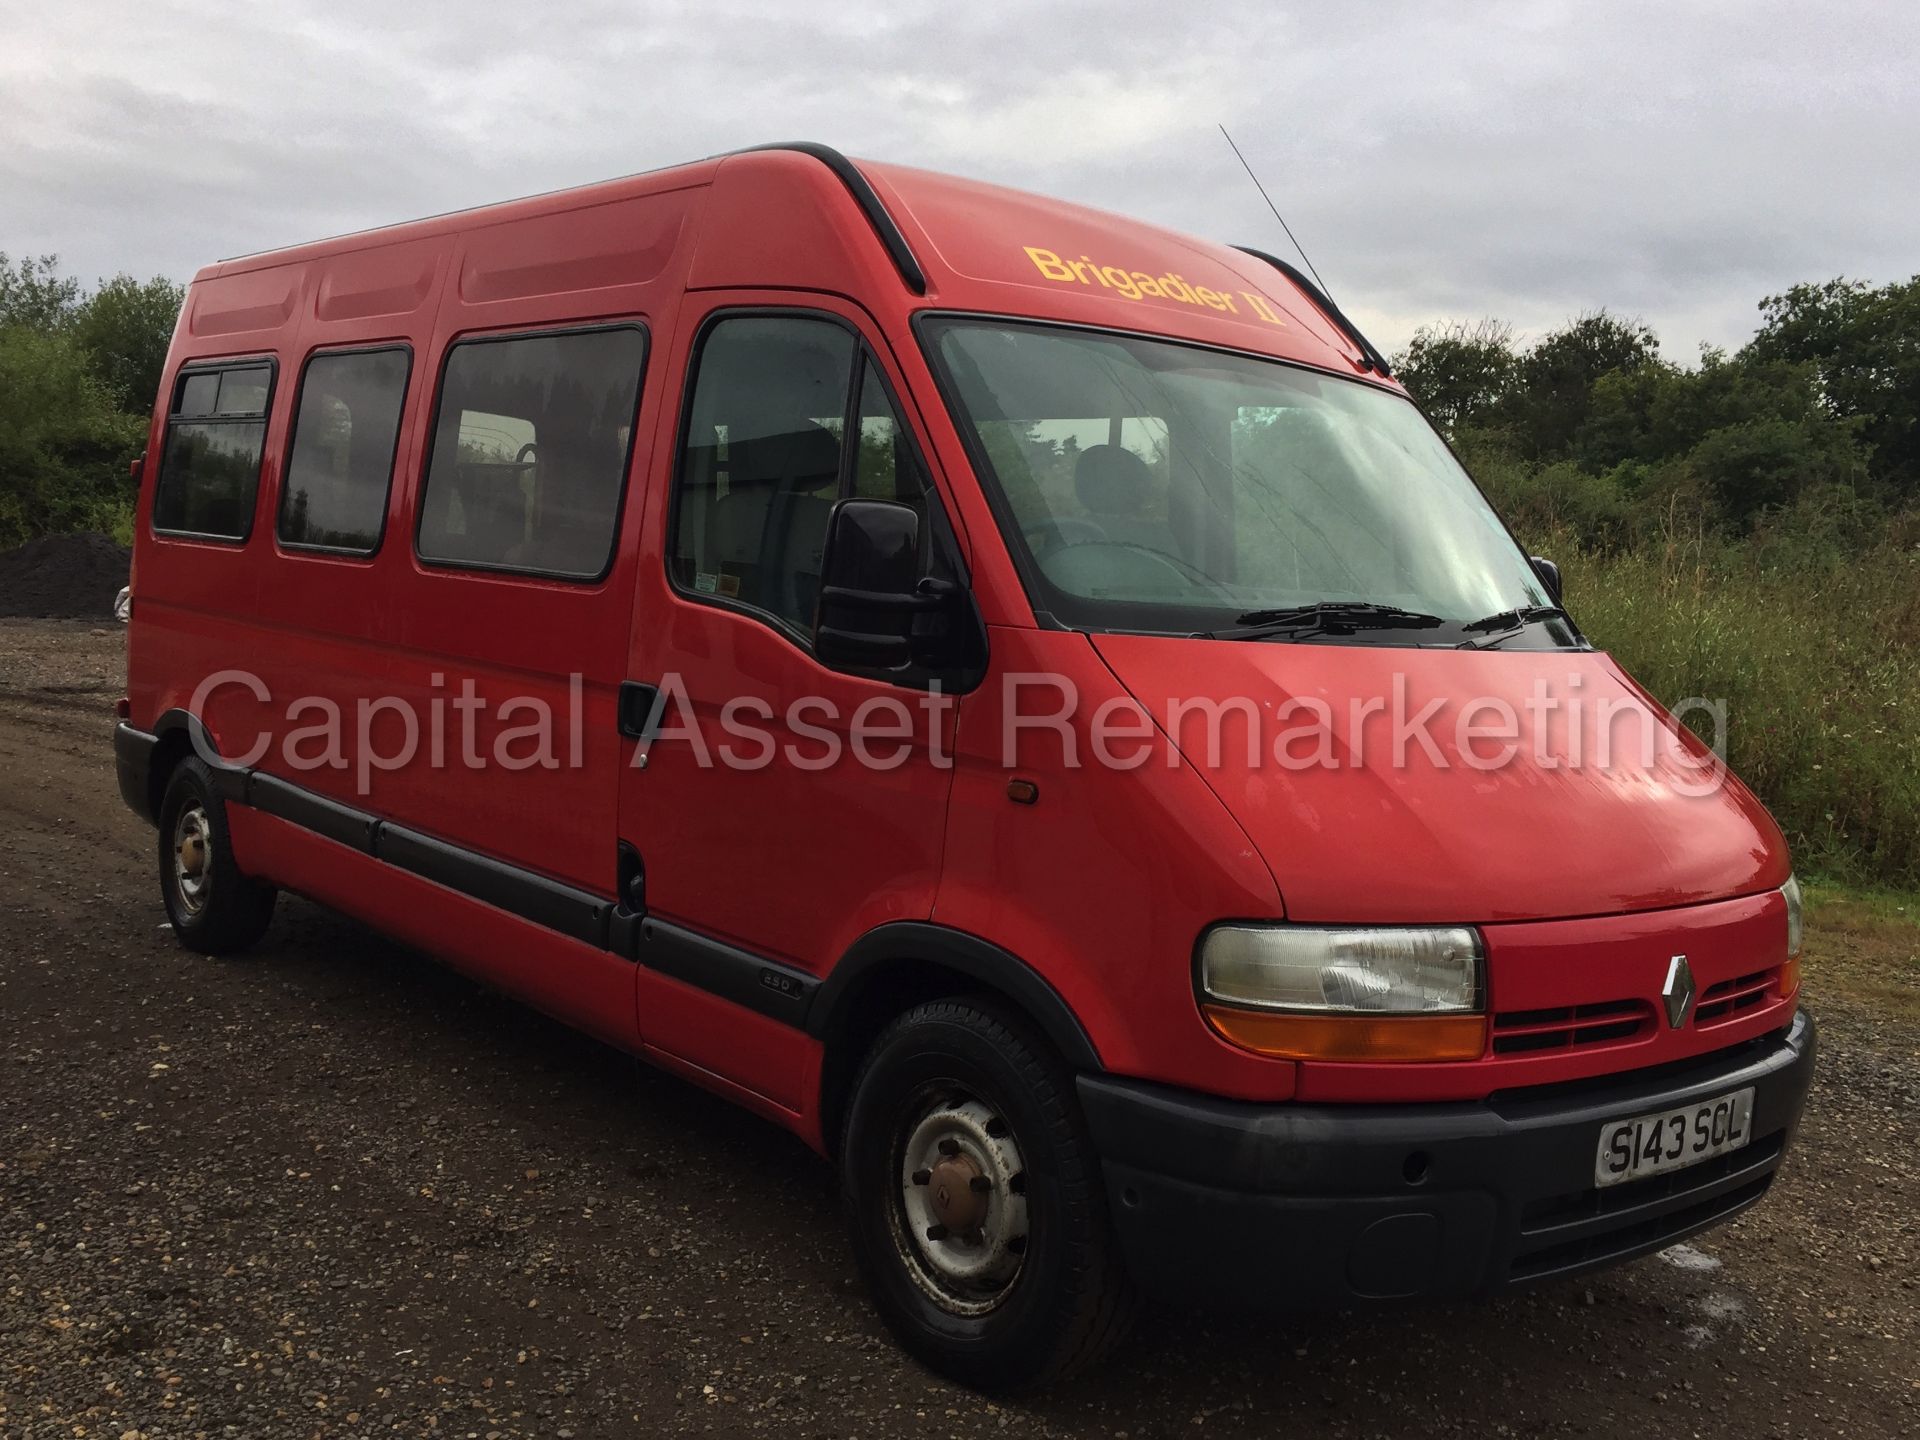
715 422 841 623
1074 443 1170 555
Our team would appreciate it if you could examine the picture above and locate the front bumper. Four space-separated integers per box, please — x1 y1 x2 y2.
1079 1009 1815 1308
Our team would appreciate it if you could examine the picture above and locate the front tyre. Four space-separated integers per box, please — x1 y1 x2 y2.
840 997 1134 1390
157 756 276 955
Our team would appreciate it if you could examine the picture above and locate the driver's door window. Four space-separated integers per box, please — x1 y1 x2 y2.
669 314 930 636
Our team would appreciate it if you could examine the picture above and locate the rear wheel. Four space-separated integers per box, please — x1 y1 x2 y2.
840 996 1134 1390
157 756 276 954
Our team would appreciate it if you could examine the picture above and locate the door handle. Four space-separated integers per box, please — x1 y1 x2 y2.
618 681 666 740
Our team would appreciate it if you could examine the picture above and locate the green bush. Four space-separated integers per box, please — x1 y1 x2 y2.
0 252 177 551
0 325 145 548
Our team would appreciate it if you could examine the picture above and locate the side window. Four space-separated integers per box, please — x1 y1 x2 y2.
415 326 647 580
852 363 929 514
278 348 411 553
670 316 856 629
152 361 275 540
670 315 932 634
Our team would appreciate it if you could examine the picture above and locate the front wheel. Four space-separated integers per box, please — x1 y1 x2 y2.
840 997 1135 1390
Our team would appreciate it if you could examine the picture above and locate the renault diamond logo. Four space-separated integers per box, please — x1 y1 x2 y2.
1662 954 1696 1029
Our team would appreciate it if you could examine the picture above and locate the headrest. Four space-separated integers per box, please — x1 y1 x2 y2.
1074 443 1157 516
738 423 841 489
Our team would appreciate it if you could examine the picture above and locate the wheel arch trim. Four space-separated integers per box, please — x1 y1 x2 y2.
807 922 1104 1072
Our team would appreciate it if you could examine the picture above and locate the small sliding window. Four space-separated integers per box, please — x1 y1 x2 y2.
153 360 276 542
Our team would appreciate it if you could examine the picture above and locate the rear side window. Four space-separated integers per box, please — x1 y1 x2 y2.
278 348 411 553
669 315 927 634
152 361 275 540
415 326 647 580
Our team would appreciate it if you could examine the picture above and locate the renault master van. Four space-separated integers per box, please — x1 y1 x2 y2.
114 143 1814 1389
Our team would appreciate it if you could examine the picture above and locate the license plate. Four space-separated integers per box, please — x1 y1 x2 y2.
1593 1087 1755 1188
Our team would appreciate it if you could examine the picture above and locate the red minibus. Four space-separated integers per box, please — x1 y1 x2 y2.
114 143 1813 1389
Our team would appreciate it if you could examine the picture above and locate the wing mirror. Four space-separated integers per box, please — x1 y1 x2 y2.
1530 555 1563 603
814 499 964 671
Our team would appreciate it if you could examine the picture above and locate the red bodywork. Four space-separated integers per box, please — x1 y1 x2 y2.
126 150 1799 1144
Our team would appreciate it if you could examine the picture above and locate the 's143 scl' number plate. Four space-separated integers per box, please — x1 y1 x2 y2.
1594 1087 1755 1188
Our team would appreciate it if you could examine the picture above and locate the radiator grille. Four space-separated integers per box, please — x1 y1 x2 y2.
1694 967 1778 1027
1492 999 1655 1055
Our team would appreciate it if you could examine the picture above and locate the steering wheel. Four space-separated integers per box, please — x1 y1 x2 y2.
1039 540 1233 597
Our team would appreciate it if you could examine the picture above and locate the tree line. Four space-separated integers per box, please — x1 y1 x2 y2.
0 253 182 547
1394 276 1920 553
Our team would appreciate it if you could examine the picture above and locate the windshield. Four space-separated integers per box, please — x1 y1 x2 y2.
924 318 1579 647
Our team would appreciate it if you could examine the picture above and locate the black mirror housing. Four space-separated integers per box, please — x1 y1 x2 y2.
1530 555 1562 603
815 499 927 669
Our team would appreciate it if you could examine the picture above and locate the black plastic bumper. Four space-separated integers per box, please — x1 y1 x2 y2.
1078 1010 1816 1309
115 721 159 826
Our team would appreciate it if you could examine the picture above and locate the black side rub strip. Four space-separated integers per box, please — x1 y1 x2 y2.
1233 245 1393 377
744 142 928 295
114 726 1095 1065
375 823 613 950
116 729 822 1023
636 917 820 1028
250 772 378 852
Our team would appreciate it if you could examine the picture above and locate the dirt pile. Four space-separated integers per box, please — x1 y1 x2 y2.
0 532 131 619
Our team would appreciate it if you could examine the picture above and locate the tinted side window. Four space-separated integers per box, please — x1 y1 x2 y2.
279 348 411 553
152 362 274 539
415 327 647 579
670 317 858 630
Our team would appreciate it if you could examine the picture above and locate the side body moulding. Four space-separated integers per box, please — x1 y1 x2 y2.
116 723 1098 1070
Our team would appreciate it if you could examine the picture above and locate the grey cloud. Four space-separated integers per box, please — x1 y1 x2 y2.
2 0 1914 356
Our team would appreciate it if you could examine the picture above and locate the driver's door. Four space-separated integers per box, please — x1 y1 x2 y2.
620 297 960 1108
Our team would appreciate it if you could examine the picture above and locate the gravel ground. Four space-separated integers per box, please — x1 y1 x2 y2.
1 617 1915 1438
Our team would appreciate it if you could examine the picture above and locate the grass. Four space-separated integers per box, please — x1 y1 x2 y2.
1800 875 1920 1023
1551 529 1920 890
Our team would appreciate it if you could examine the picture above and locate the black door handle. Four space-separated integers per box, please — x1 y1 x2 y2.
618 681 666 740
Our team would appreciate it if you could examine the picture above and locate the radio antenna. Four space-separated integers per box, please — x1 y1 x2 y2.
1218 124 1335 305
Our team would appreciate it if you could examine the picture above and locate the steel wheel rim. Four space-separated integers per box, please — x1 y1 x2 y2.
172 803 212 916
889 1086 1029 1316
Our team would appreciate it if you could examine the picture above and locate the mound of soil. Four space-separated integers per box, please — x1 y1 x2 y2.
0 532 132 619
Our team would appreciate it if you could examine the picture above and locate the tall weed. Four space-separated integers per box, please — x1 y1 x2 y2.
1556 523 1920 885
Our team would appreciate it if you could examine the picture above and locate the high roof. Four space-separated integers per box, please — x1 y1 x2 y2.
191 144 1391 385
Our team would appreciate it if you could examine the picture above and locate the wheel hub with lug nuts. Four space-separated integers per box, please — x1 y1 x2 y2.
895 1096 1029 1315
172 804 212 916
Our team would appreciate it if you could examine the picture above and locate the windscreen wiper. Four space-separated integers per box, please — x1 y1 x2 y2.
1459 604 1572 648
1201 602 1448 641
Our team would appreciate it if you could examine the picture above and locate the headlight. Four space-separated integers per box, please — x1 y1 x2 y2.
1780 874 1803 1002
1198 925 1486 1062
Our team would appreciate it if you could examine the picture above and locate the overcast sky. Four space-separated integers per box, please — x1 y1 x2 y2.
4 0 1914 358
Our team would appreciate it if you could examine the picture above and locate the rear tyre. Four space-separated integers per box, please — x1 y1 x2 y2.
157 756 276 955
840 996 1135 1391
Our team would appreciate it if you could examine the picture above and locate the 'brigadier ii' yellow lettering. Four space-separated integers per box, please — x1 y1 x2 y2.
1021 246 1285 328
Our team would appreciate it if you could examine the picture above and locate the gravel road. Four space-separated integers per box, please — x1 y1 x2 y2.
2 618 1915 1438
